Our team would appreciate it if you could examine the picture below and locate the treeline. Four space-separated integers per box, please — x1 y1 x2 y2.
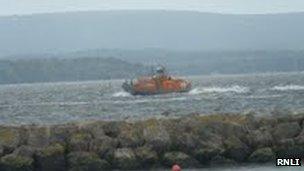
67 49 304 75
0 57 146 84
1 50 304 84
166 51 304 75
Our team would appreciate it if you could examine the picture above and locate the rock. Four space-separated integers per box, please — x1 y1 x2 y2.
49 124 76 144
135 146 158 167
0 154 33 171
223 136 250 162
117 123 144 148
248 147 275 163
295 135 304 145
171 132 201 153
195 114 248 135
246 130 273 148
199 133 224 155
26 126 51 148
272 122 301 141
295 129 304 145
1 113 304 169
142 119 171 153
215 122 246 139
13 146 36 158
277 114 304 124
103 122 121 138
274 138 301 158
81 121 105 139
164 117 201 153
277 138 295 146
89 136 118 161
198 122 245 151
35 143 66 171
274 145 304 158
194 147 224 164
162 151 199 168
0 146 4 157
68 152 110 171
0 127 24 150
209 155 236 166
198 124 221 141
68 132 92 151
251 117 278 129
113 148 138 169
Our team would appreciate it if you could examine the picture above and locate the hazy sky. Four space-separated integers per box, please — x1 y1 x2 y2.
2 0 304 16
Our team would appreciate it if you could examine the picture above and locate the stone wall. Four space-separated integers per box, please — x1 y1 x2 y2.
0 113 304 171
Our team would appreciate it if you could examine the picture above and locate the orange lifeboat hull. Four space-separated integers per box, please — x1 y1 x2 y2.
122 76 191 95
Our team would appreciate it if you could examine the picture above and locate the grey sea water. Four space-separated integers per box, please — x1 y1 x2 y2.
1 72 304 125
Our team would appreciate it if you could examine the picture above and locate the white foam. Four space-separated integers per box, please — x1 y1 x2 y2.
112 91 132 97
271 85 304 91
241 95 283 99
189 85 249 94
189 88 204 95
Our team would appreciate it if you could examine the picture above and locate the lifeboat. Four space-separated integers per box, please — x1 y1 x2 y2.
122 66 191 95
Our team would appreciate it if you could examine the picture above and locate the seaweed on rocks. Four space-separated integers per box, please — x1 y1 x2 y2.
0 113 304 170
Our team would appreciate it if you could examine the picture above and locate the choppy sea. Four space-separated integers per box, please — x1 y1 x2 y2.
0 72 304 125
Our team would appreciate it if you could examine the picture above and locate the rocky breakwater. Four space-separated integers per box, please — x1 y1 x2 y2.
1 113 304 170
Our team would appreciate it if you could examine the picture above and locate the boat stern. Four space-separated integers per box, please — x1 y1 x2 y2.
122 80 135 95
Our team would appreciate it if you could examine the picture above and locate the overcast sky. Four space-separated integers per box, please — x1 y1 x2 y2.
1 0 304 16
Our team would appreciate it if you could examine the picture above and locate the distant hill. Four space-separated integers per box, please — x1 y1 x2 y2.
0 57 146 84
1 49 304 84
64 49 304 75
1 11 304 57
3 49 304 82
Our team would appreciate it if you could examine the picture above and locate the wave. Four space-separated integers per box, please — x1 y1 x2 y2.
271 85 304 91
112 91 132 97
189 85 249 95
241 95 283 99
0 96 189 108
119 97 188 104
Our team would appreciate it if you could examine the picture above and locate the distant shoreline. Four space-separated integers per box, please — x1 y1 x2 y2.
0 71 303 86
